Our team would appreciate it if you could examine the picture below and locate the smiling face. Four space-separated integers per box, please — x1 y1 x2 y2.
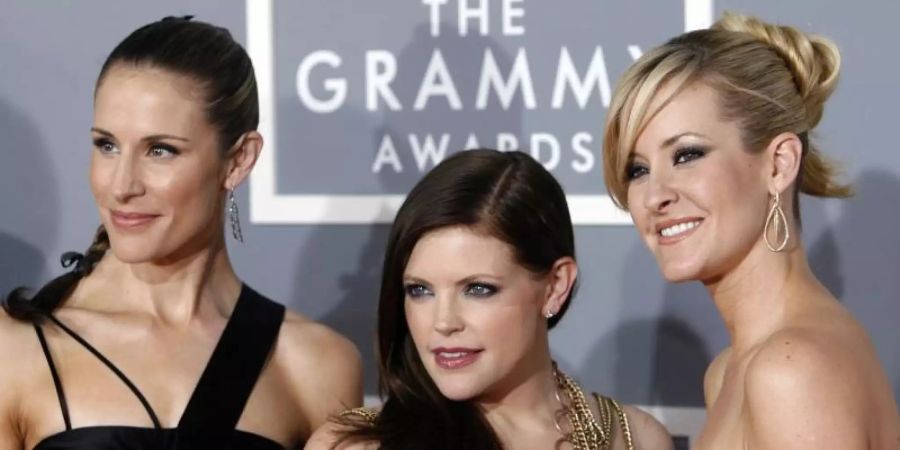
403 226 551 401
626 81 771 282
90 65 229 264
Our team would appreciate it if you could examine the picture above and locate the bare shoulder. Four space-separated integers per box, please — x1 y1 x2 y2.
275 310 363 428
746 326 863 402
619 404 674 450
0 309 43 380
277 310 362 374
304 417 379 450
743 327 868 449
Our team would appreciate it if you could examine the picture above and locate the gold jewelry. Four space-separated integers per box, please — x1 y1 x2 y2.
338 369 635 450
552 364 633 450
340 406 378 425
764 191 789 252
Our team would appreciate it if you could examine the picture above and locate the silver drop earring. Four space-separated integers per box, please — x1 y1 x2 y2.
228 190 243 243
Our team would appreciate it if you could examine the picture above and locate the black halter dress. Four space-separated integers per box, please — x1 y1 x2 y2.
30 284 287 450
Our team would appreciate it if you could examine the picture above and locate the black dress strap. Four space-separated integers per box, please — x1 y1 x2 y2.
177 285 285 447
43 314 163 429
33 323 72 430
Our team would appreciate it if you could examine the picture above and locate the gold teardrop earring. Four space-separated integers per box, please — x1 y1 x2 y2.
764 191 789 252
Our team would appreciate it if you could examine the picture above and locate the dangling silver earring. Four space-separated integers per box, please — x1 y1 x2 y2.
228 190 243 243
764 191 788 252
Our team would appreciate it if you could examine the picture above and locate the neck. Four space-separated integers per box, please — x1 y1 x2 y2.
703 237 825 351
81 234 242 325
477 337 560 437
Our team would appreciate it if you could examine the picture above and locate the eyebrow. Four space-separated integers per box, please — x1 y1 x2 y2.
402 274 500 286
90 127 190 142
402 276 431 286
661 131 708 148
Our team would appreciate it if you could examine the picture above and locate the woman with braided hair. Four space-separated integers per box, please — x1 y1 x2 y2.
0 17 361 449
602 12 900 449
305 149 673 450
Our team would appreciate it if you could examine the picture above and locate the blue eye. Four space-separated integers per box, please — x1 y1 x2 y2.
626 163 648 180
673 146 706 164
404 283 432 299
464 282 497 298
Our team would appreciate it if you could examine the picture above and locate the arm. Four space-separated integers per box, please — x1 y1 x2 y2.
0 312 28 450
620 405 674 450
0 376 23 450
743 331 868 450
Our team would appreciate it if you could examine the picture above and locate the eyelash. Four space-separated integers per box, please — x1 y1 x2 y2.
402 282 499 299
626 163 648 180
464 282 498 298
404 284 432 299
673 146 706 164
625 146 708 181
148 143 180 158
91 139 180 158
93 138 117 154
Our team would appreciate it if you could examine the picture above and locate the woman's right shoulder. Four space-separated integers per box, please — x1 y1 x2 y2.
0 308 41 355
0 308 47 412
0 308 47 369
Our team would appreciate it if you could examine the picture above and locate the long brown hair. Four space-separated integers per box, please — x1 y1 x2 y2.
338 149 577 449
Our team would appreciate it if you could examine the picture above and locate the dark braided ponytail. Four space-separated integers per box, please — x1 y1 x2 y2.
4 226 109 321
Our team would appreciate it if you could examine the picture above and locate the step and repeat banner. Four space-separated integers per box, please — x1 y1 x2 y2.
2 1 898 446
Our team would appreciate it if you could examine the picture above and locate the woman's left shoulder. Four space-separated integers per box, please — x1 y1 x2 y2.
269 308 364 430
616 403 674 450
739 326 878 447
744 327 866 419
746 325 864 390
276 309 363 377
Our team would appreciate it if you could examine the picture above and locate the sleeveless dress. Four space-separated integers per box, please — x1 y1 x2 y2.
30 284 288 450
341 394 634 450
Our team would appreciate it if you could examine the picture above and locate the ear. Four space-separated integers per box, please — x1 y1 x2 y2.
223 131 263 191
765 132 803 195
542 257 578 317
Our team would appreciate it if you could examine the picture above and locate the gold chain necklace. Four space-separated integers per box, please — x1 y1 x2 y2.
340 365 634 449
553 364 611 450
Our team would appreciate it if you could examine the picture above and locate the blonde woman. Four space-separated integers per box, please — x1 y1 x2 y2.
602 12 900 450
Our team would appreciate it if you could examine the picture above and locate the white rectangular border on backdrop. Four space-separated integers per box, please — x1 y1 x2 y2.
245 0 712 226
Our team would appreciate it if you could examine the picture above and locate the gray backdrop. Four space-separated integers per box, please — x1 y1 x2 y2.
2 0 898 444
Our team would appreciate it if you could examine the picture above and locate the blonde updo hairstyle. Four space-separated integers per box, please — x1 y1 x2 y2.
603 12 852 220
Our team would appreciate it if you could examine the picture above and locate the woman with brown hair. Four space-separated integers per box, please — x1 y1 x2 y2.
306 149 673 450
0 17 361 449
603 12 900 449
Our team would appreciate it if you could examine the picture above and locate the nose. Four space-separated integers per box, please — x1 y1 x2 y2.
433 296 464 336
643 168 677 213
110 151 145 203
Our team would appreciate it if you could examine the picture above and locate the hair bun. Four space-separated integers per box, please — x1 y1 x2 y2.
713 12 840 129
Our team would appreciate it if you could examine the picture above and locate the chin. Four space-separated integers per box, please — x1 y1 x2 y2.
106 238 166 264
433 378 483 401
658 260 705 283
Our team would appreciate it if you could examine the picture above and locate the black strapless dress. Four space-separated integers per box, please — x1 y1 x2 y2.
31 285 289 450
